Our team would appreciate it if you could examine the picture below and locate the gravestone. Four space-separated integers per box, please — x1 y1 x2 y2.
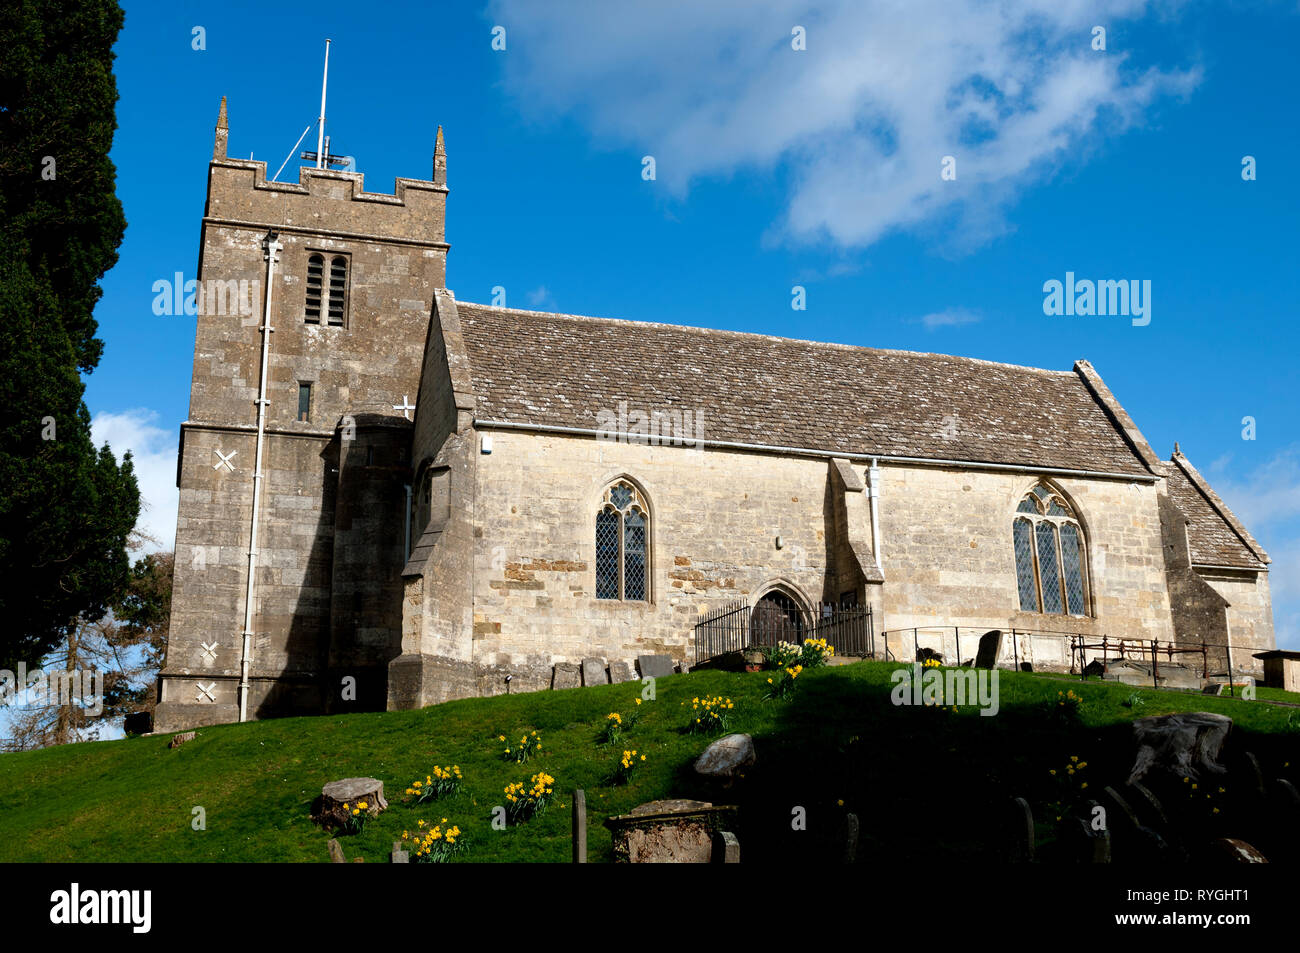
551 662 581 689
975 630 1002 669
1008 797 1034 863
169 731 196 749
609 660 635 684
391 841 409 863
581 657 609 687
713 830 740 863
327 839 346 863
637 655 674 679
693 733 756 779
1242 751 1266 800
606 800 738 863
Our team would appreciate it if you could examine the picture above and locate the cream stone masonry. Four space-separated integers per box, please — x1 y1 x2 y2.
156 101 1275 732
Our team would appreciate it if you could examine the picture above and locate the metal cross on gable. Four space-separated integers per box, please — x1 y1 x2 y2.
393 395 416 420
213 449 237 472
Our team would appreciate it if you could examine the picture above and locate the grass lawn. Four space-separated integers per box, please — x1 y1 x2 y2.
1 661 1296 863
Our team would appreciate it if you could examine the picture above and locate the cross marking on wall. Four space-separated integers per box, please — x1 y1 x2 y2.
196 682 217 703
393 395 416 420
213 449 238 472
200 642 218 663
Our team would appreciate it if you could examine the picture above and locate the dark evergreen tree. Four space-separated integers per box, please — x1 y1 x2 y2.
0 0 138 672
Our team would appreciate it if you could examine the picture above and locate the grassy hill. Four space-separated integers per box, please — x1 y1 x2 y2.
1 661 1297 863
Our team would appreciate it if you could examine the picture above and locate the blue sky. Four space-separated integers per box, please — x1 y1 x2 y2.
85 0 1298 648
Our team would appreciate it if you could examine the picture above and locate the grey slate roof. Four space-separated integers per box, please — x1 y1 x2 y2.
1167 451 1269 570
455 302 1155 476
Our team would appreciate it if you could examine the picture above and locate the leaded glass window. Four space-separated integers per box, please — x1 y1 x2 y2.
1012 483 1089 617
595 481 650 601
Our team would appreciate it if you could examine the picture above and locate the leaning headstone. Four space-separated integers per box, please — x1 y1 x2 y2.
1008 797 1034 863
390 841 409 864
581 657 609 687
313 778 388 831
1101 785 1169 861
975 631 1002 669
551 662 581 689
637 654 675 679
1274 778 1300 810
327 839 346 864
1127 712 1232 785
169 731 196 749
1242 751 1267 800
609 660 635 684
1126 781 1169 830
693 733 756 780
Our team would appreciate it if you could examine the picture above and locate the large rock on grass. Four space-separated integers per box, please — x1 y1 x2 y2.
693 733 756 779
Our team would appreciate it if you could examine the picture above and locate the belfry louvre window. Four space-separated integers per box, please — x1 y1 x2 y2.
1013 484 1088 616
596 481 649 601
304 255 323 323
304 253 348 326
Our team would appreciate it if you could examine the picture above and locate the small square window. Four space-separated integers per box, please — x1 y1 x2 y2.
297 382 311 422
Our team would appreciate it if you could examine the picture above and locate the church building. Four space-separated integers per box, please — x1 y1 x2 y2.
153 102 1274 731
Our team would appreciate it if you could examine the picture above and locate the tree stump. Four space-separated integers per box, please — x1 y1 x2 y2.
313 777 388 831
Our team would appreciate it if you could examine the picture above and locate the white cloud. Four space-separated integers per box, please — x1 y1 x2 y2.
490 0 1199 251
526 285 555 309
918 307 982 330
91 409 178 554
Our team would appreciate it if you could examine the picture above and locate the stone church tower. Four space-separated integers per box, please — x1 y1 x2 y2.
155 101 448 730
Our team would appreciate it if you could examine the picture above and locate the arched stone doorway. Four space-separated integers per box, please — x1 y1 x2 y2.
750 589 807 647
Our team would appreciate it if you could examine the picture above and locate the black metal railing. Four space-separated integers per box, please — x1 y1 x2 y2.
878 625 1262 691
694 601 874 664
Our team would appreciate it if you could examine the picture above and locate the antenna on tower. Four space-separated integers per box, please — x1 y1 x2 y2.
316 38 330 170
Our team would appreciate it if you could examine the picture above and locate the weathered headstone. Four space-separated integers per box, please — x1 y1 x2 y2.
693 733 756 779
327 839 346 863
581 657 609 687
975 631 1001 669
572 789 587 864
1008 797 1034 863
391 841 409 863
1127 712 1231 785
1242 751 1266 800
551 662 581 689
637 654 674 679
1126 781 1169 830
713 830 740 863
609 660 635 684
169 731 195 749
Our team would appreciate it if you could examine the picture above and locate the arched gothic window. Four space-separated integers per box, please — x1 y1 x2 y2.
596 481 649 601
1013 484 1088 616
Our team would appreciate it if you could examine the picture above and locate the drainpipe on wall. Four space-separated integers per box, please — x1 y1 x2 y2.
239 230 282 723
867 458 883 573
404 483 412 562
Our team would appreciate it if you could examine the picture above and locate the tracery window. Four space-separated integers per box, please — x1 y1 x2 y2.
596 481 649 601
1013 484 1088 616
